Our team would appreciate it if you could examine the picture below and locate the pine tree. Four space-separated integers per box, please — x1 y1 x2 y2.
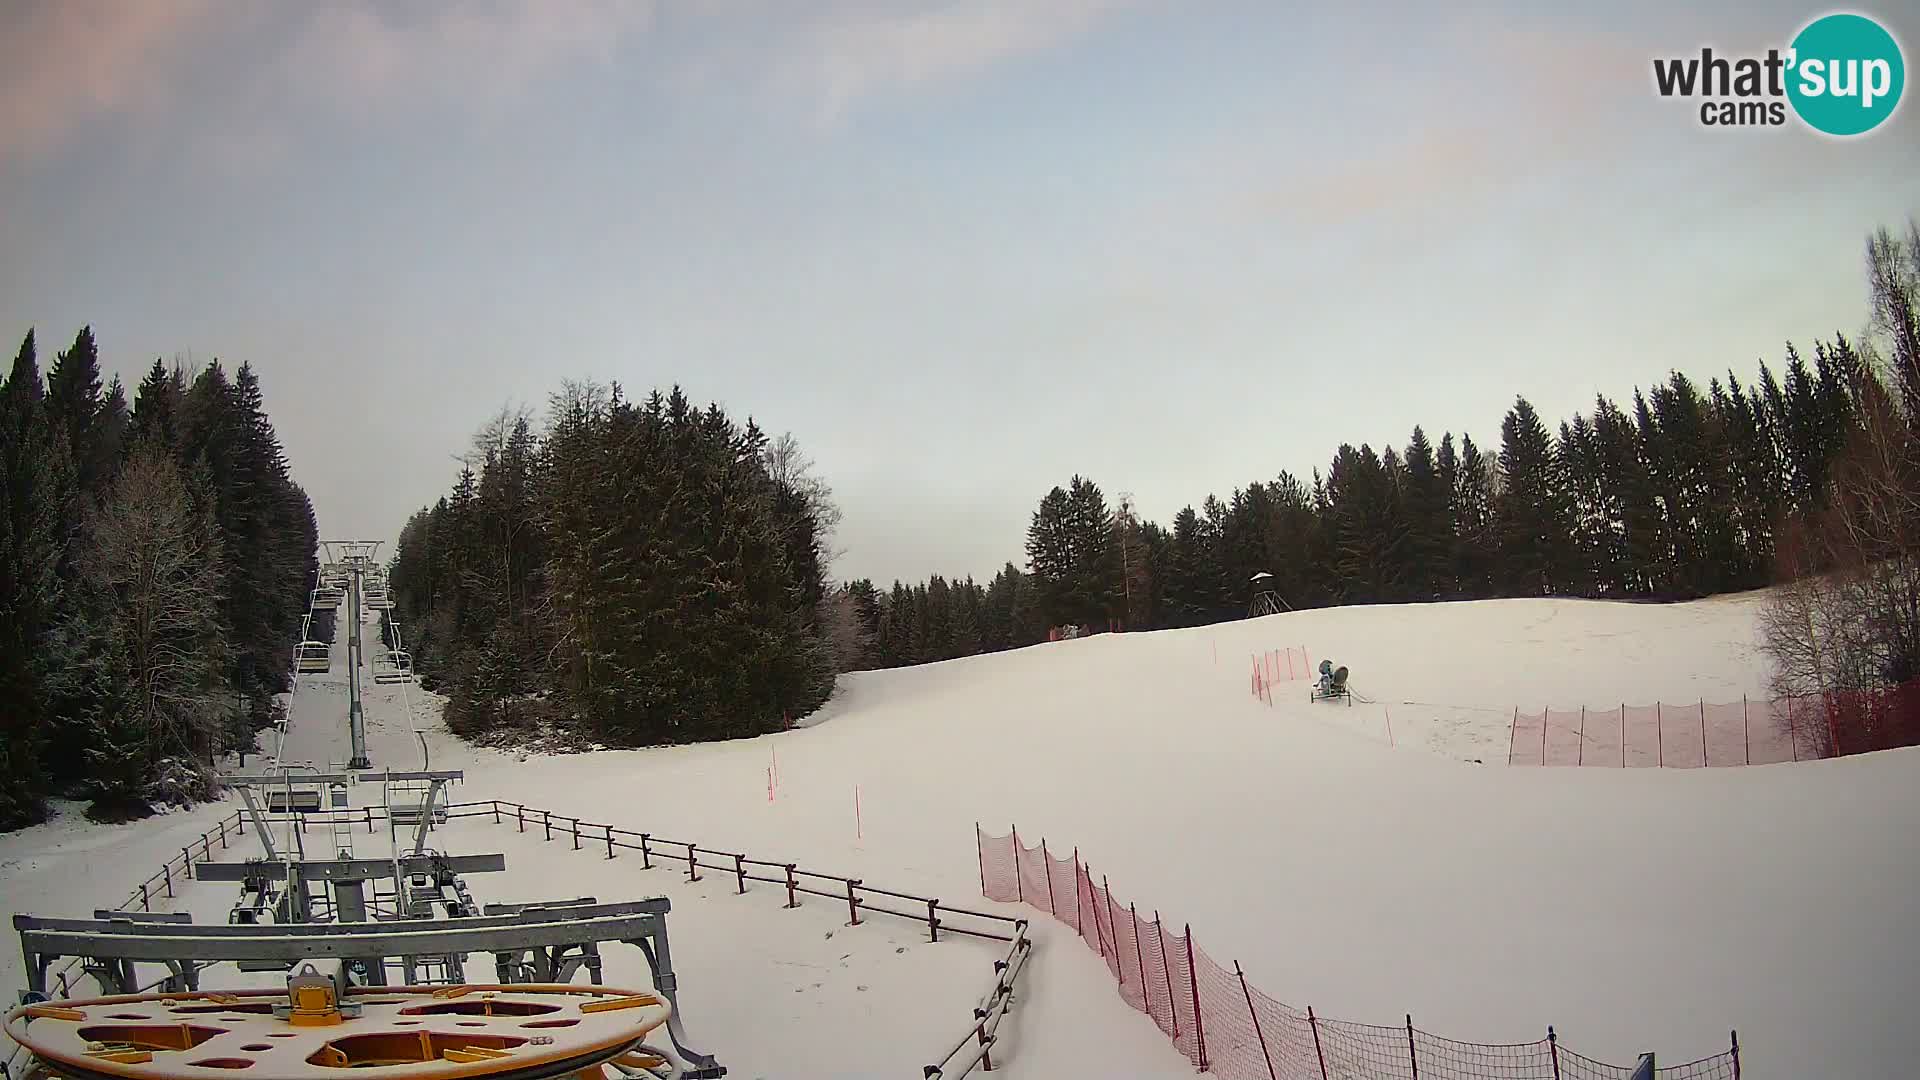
1064 476 1116 627
1325 444 1407 602
1494 397 1569 594
925 575 953 660
1453 434 1496 597
129 360 187 450
0 332 73 827
1401 427 1449 600
1025 486 1074 628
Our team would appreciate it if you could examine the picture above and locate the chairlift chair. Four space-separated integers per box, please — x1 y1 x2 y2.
372 650 413 684
295 640 332 673
311 586 344 611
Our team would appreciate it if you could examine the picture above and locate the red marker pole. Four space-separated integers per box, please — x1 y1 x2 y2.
855 785 863 841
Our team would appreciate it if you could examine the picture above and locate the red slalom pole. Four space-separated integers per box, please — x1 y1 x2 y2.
1385 704 1395 748
855 785 863 841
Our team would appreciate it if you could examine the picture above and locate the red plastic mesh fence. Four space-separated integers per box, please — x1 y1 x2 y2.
1509 681 1920 765
1251 646 1314 704
979 827 1741 1079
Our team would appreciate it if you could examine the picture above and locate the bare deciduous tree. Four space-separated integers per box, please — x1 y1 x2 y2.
764 430 845 566
62 444 233 814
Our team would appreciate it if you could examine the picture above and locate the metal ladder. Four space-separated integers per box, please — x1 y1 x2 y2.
326 777 355 858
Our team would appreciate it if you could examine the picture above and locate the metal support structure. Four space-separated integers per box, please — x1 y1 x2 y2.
346 563 369 769
193 853 506 884
13 900 717 1075
234 786 279 861
322 540 383 769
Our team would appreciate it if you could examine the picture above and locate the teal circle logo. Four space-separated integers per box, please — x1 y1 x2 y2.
1786 13 1905 136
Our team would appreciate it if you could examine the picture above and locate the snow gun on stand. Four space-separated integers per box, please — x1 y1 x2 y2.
1309 660 1351 706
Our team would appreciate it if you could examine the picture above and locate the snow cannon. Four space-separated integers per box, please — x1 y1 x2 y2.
1309 663 1350 706
4 976 684 1080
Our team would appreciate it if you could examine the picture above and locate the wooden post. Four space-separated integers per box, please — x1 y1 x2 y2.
1155 911 1178 1037
218 820 228 848
516 804 525 832
734 854 746 895
686 842 700 882
976 824 987 899
927 899 940 942
1790 701 1799 762
140 882 149 911
1407 1015 1419 1078
571 818 580 850
542 810 551 841
163 862 173 898
605 824 616 859
1549 1027 1561 1080
1131 903 1149 998
785 865 799 908
846 879 861 926
1236 962 1277 1080
640 833 652 869
492 801 501 825
1104 876 1122 986
1042 840 1058 915
1011 826 1022 902
1743 696 1751 764
1088 863 1103 957
1730 1029 1741 1079
1185 927 1207 1070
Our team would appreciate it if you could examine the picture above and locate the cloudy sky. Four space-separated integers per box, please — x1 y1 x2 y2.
2 0 1915 586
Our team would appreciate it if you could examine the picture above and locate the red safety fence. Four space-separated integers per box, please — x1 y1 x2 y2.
1250 646 1312 705
1508 680 1920 766
980 826 1741 1079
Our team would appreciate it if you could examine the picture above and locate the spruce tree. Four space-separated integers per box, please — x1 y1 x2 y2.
1401 427 1449 600
1494 397 1569 595
0 332 72 827
1025 486 1074 628
1453 434 1497 596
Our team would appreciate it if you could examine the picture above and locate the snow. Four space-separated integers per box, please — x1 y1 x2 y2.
5 590 1919 1078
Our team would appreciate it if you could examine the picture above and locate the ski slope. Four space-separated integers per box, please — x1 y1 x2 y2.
5 590 1919 1078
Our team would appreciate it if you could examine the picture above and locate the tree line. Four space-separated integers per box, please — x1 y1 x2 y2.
0 329 317 828
837 222 1919 693
386 382 835 747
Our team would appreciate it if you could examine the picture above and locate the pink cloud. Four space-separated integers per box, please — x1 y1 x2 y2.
0 0 1139 169
778 0 1143 125
280 1 659 110
0 0 217 164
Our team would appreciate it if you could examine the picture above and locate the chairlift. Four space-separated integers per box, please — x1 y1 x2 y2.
373 650 414 684
295 640 332 674
311 585 344 611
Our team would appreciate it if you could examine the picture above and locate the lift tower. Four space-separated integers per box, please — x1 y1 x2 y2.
323 540 383 769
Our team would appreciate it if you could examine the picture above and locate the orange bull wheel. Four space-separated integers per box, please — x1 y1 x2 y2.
6 985 670 1080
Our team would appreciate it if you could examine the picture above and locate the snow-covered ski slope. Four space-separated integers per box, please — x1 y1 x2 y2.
5 590 1919 1078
